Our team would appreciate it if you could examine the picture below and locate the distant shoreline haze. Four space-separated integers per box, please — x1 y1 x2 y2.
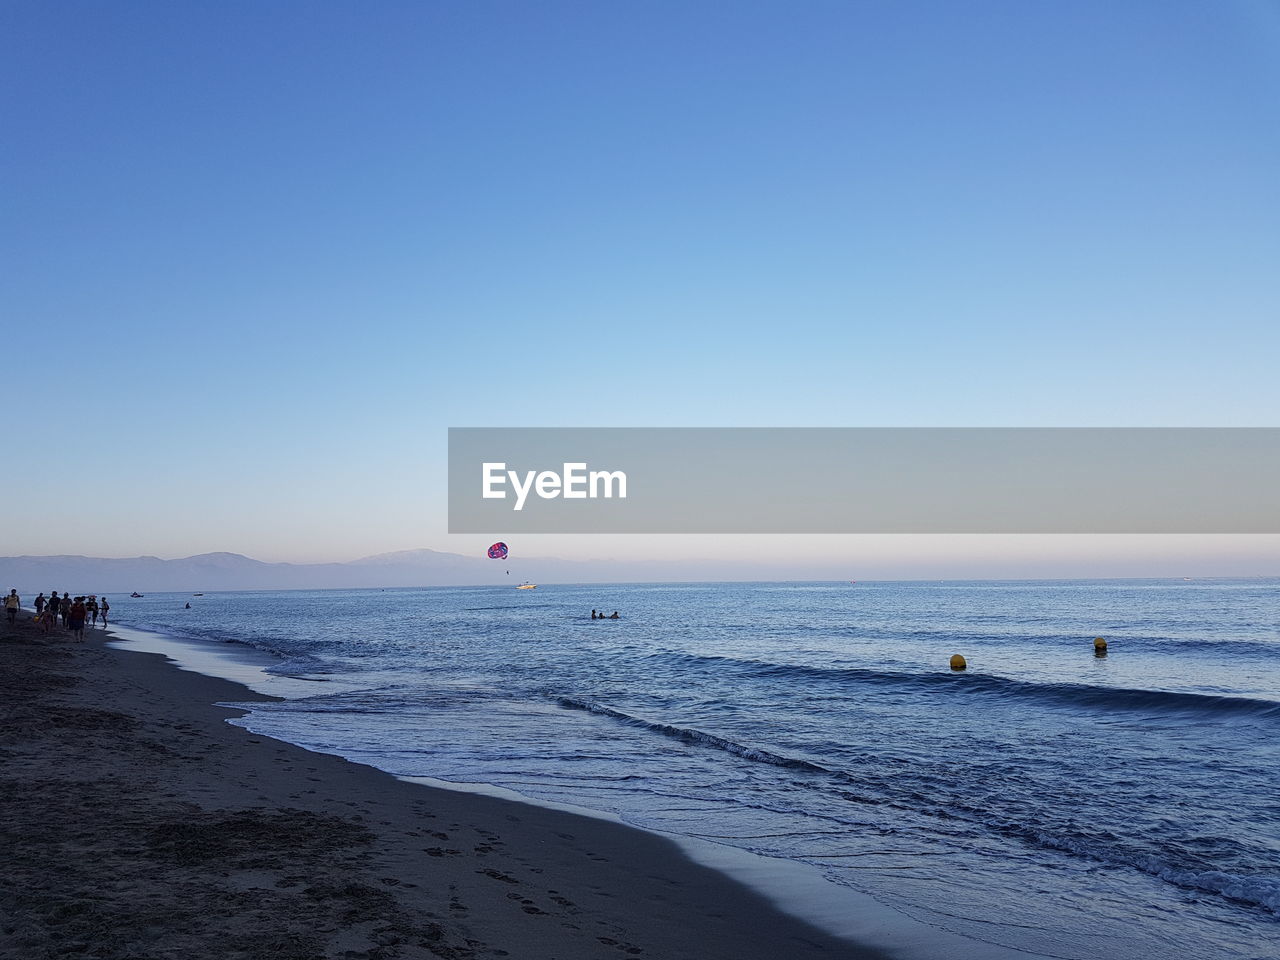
2 548 1277 593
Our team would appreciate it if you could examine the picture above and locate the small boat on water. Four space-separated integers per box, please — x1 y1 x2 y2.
130 592 143 598
516 582 537 590
193 593 203 596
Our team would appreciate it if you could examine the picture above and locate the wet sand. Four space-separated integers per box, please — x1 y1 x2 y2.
0 615 883 960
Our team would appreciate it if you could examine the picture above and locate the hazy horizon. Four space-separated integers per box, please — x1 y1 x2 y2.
3 536 1278 585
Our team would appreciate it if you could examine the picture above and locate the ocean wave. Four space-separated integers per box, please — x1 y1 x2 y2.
755 624 1280 658
552 696 829 773
1029 829 1280 916
553 693 1280 918
115 617 332 673
641 650 1280 721
216 635 333 673
938 673 1280 720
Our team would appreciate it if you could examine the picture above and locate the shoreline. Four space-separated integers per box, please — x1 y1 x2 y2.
1 614 889 960
103 618 1043 960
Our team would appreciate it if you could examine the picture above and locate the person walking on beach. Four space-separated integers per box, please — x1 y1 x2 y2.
47 592 60 627
35 593 46 617
4 590 19 626
87 596 99 626
100 596 109 625
68 597 86 641
61 591 71 627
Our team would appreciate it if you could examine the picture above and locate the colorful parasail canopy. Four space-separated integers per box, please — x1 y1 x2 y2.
487 542 509 560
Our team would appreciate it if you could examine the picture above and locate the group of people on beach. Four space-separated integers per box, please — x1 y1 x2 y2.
8 590 111 640
591 609 620 619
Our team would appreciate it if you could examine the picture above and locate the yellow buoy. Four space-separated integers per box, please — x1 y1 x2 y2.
1094 636 1108 656
949 654 967 671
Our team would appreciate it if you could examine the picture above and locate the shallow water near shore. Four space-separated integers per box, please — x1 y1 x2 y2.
110 579 1280 960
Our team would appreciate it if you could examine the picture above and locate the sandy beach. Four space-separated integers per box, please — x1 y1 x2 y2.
0 615 880 960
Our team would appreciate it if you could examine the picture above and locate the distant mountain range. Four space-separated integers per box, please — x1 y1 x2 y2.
0 549 708 593
2 548 1270 593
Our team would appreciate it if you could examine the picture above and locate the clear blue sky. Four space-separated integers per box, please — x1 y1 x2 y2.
4 1 1278 570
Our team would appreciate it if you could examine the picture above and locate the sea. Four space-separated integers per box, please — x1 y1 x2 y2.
109 579 1279 960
